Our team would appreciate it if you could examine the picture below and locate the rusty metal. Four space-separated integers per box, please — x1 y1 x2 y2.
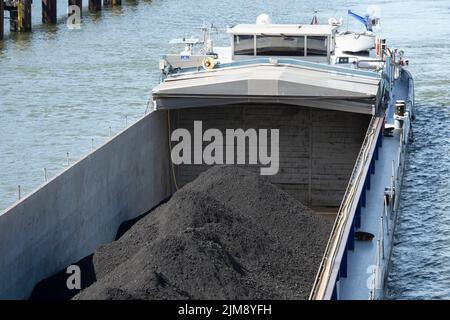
89 0 101 11
0 0 4 40
42 0 57 24
9 0 31 32
18 0 31 32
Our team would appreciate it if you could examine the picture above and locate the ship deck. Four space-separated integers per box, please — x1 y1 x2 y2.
339 78 410 299
339 130 400 299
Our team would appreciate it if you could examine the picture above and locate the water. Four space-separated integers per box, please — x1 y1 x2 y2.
0 0 449 299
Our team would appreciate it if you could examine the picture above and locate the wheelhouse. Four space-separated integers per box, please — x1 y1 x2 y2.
227 24 337 63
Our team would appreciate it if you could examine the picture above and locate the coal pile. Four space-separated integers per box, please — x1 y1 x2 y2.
74 165 332 300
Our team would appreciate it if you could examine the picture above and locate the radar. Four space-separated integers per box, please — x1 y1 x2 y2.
256 14 271 25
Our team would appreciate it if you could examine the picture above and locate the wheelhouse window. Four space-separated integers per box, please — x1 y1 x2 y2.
256 35 305 56
234 35 255 55
306 36 328 56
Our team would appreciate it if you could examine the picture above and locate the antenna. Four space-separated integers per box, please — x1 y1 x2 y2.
311 10 319 25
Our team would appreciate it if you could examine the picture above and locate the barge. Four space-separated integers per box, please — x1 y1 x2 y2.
0 9 414 300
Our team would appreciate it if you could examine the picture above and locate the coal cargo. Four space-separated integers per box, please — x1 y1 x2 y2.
74 166 332 300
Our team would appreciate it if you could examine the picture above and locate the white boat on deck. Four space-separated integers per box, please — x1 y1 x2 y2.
335 31 375 53
152 11 414 300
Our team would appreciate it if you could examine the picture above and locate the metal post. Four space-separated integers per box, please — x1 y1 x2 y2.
89 0 101 11
18 185 21 200
109 126 112 137
0 0 4 40
66 152 70 166
44 168 48 182
390 161 395 214
376 239 381 291
42 0 57 24
384 196 389 235
380 216 385 260
392 160 396 184
17 0 32 32
91 138 94 151
370 268 376 300
69 0 83 17
376 239 381 267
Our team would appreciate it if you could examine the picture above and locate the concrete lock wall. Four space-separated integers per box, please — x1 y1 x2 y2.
172 105 370 208
0 110 172 299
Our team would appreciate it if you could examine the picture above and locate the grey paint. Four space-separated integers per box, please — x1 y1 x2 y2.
153 65 380 102
154 96 375 115
0 110 172 299
171 105 370 208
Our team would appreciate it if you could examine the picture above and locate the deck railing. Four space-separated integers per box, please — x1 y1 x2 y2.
309 115 382 299
166 57 382 79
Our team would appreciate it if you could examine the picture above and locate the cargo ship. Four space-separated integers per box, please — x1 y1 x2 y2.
0 9 414 300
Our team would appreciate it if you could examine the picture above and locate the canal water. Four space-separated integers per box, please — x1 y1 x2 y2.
0 0 449 299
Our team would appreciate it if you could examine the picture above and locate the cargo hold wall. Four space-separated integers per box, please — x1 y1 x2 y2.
0 110 172 299
172 105 370 208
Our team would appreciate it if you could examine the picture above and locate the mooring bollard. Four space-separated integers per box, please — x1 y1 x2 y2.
89 0 101 11
68 0 83 17
42 0 57 24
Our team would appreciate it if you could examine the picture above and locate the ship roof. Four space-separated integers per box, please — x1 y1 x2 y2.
227 24 337 36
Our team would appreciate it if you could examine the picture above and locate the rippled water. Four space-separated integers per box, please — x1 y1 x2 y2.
0 0 449 299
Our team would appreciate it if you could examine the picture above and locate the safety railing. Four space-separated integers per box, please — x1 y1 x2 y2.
368 158 395 300
309 116 382 299
164 57 382 79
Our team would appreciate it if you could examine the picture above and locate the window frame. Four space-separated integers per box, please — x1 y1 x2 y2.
232 34 331 60
255 35 306 57
305 35 329 57
233 34 257 56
